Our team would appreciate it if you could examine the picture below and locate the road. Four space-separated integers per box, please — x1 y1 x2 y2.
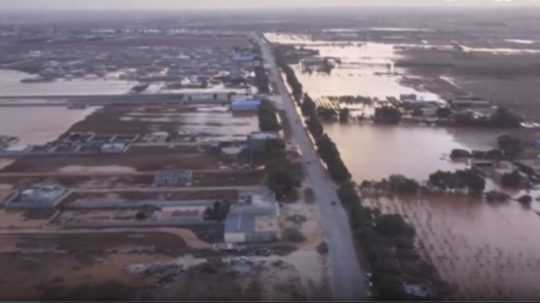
255 34 368 299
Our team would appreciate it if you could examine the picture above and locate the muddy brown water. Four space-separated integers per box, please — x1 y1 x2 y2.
269 31 540 298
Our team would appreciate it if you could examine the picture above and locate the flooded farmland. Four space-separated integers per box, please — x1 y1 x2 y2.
0 106 99 146
0 69 135 96
324 123 501 182
269 31 540 298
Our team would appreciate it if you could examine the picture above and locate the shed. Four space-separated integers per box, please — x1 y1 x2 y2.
6 184 66 209
101 143 127 153
231 98 261 112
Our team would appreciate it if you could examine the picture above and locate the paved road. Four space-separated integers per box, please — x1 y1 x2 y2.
255 33 368 299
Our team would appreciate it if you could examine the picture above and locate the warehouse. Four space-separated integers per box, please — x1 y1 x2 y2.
224 191 280 243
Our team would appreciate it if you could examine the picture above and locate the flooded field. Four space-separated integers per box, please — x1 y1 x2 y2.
363 193 540 299
324 123 502 182
0 70 135 96
122 105 258 142
269 30 540 298
0 106 99 146
266 33 440 101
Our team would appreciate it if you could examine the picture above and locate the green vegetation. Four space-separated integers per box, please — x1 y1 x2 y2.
453 107 522 128
204 200 231 221
263 140 303 201
497 134 523 158
254 65 270 94
501 171 524 188
374 106 402 124
428 169 486 194
283 227 306 243
258 99 282 132
277 61 442 299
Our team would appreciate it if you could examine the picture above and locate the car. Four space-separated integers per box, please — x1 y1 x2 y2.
331 201 337 206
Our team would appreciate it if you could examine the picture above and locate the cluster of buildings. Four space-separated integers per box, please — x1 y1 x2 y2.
1 25 264 94
2 132 139 155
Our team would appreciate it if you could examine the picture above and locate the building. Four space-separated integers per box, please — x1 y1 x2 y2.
247 132 281 152
101 143 127 153
6 184 66 209
146 131 170 143
224 191 280 243
451 97 491 108
231 98 261 112
403 283 433 299
154 169 193 187
221 145 244 161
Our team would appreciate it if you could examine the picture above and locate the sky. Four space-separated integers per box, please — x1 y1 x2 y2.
1 0 539 10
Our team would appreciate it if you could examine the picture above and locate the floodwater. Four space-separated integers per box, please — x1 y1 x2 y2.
266 33 441 101
122 105 258 142
0 69 135 96
364 192 540 298
324 122 501 182
268 30 540 298
0 106 99 146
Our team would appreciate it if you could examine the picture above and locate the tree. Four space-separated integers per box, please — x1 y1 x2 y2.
204 200 231 221
388 175 419 194
306 117 324 139
266 157 303 200
497 135 523 158
490 107 522 128
258 100 281 132
436 107 452 118
374 275 406 300
339 108 351 122
375 214 416 239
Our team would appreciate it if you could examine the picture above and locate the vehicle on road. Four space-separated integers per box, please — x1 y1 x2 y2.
331 200 337 206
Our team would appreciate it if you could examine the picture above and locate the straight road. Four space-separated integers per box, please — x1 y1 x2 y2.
254 33 368 299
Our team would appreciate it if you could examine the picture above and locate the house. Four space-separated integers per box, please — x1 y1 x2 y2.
231 98 261 112
224 191 280 243
154 169 193 187
6 184 66 209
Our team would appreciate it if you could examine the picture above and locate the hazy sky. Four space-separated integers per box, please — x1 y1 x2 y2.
1 0 538 10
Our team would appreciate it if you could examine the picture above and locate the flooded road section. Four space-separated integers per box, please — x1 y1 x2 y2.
267 31 540 298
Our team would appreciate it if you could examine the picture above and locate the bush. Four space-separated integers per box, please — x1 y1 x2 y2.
501 171 524 188
374 106 402 124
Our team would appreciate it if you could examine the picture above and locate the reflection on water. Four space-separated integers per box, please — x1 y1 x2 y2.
0 69 134 96
0 106 99 145
325 122 501 182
